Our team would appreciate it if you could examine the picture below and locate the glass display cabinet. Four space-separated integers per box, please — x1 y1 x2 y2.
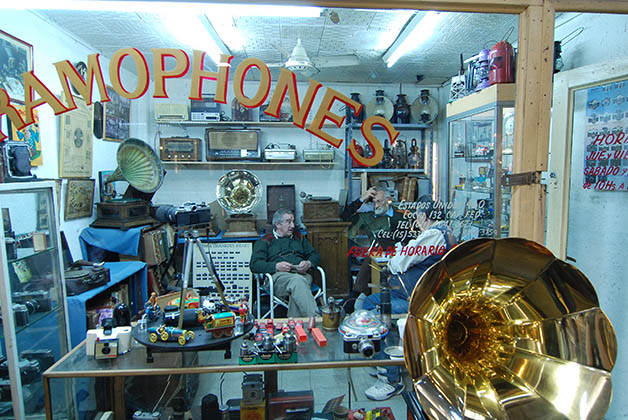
0 181 73 419
446 84 515 242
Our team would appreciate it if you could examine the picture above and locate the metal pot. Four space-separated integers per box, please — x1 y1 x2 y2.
321 297 343 331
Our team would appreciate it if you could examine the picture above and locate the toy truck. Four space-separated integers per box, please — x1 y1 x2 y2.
201 311 235 338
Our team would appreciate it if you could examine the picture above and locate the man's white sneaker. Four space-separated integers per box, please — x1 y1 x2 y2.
364 376 405 401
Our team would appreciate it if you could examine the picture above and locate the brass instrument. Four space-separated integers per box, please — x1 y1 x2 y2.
404 238 617 420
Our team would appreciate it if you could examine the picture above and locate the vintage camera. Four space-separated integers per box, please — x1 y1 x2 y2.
21 349 55 373
342 331 382 358
133 411 161 420
86 325 132 358
94 338 118 359
152 202 211 227
13 290 52 312
242 373 264 405
0 358 41 385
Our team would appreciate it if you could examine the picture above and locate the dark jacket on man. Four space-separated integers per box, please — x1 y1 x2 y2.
250 231 321 274
341 198 408 249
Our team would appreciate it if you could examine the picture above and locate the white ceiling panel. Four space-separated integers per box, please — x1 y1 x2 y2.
33 5 520 85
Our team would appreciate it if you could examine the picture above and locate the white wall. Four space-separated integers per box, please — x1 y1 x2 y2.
1 11 138 259
551 12 628 420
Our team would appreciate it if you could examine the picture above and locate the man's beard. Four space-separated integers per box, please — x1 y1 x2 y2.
374 206 387 216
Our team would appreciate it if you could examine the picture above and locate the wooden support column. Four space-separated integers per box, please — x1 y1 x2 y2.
510 3 555 241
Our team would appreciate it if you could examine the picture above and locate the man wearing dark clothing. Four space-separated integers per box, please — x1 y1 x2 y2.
250 208 321 317
342 186 411 302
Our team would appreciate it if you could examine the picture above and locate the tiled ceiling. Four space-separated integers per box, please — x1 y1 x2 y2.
33 6 520 86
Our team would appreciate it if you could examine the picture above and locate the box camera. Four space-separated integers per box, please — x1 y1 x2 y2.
342 331 382 358
86 326 132 358
152 202 211 227
94 338 118 360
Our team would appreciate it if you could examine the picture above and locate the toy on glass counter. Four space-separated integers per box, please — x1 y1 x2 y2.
144 292 161 321
147 325 195 346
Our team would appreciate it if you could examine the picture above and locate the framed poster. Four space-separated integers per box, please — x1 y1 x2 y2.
59 94 93 177
103 85 131 142
7 103 42 166
64 178 95 220
0 30 32 104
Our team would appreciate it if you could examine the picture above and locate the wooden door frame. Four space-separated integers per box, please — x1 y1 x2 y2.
546 57 628 258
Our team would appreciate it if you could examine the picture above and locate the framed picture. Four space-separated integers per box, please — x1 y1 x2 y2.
98 170 122 202
0 30 33 104
64 178 95 221
59 94 93 177
7 103 42 166
103 85 131 142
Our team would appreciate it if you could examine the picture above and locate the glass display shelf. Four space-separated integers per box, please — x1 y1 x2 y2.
8 246 55 264
446 83 515 241
0 181 73 419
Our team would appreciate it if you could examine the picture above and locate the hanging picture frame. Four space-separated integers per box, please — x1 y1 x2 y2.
0 30 33 104
103 85 131 142
59 93 93 177
64 178 95 220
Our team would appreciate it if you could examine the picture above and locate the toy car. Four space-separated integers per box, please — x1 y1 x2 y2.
148 325 195 345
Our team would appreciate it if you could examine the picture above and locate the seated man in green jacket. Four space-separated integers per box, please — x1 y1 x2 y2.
250 208 321 317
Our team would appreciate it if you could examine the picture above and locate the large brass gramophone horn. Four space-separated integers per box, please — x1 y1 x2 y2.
405 238 617 420
105 138 164 193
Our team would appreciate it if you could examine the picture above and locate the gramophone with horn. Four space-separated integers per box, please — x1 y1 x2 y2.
217 169 261 237
91 138 164 230
404 237 617 420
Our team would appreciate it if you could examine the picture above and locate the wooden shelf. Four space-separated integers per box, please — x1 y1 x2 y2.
350 168 425 174
162 161 338 169
156 120 341 128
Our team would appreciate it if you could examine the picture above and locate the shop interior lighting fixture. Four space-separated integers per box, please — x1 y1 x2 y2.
161 14 229 66
383 11 443 68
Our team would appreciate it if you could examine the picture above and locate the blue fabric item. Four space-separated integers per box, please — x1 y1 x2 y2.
79 226 148 259
66 261 147 348
363 293 409 314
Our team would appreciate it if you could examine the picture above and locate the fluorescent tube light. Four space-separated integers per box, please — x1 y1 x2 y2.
161 14 229 65
383 11 443 68
205 4 322 18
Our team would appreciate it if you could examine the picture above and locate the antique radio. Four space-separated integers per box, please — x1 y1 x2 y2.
191 95 221 121
302 198 340 222
303 149 334 162
263 144 296 161
154 104 188 121
159 137 201 162
206 130 261 161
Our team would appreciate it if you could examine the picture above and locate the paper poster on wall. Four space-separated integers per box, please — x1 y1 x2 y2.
584 80 628 191
59 94 93 178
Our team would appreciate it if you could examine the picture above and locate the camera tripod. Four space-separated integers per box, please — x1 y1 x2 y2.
176 229 230 330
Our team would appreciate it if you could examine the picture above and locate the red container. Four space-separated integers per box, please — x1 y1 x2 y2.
489 41 515 85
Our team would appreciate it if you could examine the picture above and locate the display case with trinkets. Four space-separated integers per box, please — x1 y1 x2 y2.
0 181 73 419
446 83 515 241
